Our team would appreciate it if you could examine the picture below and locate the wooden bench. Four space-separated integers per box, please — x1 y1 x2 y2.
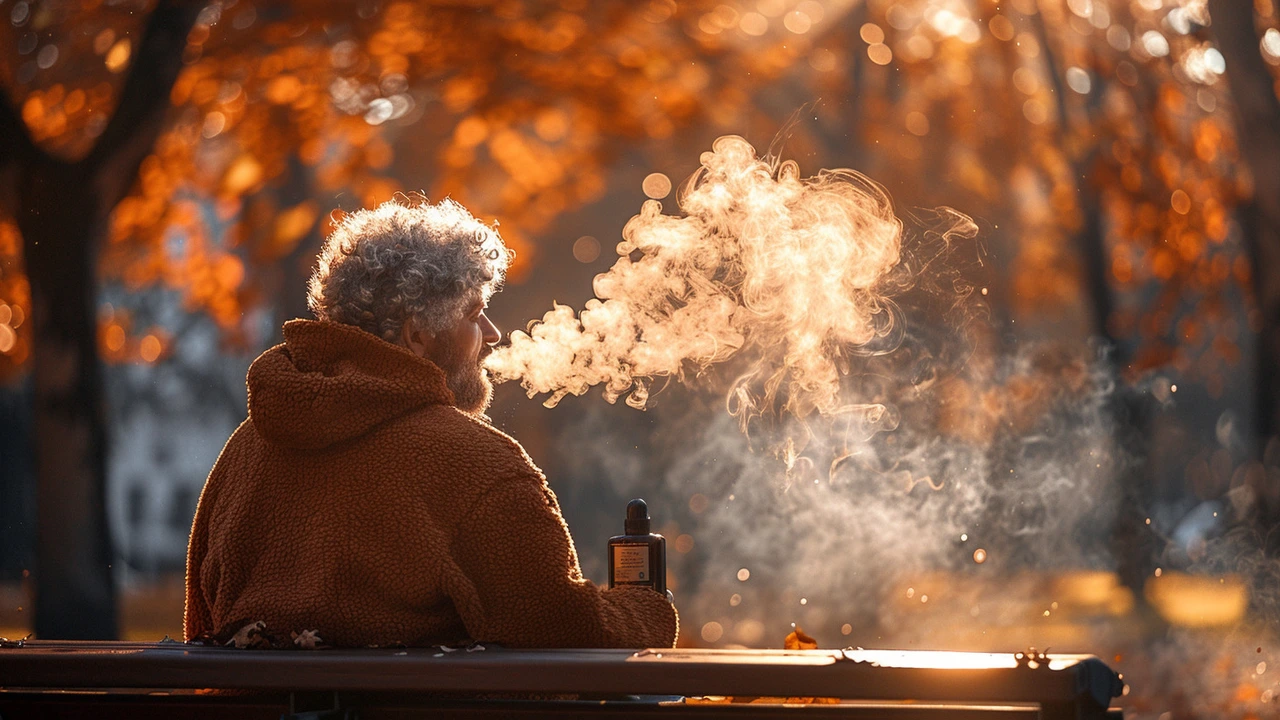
0 640 1123 719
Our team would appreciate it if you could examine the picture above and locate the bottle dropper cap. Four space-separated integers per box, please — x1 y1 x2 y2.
625 498 650 535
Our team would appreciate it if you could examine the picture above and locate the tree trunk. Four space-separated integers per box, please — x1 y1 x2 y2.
1209 0 1280 443
19 162 116 639
0 0 201 638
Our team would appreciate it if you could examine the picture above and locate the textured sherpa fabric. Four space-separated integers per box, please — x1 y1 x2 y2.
185 319 678 649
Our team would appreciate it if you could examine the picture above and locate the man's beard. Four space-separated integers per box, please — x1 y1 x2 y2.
432 343 493 414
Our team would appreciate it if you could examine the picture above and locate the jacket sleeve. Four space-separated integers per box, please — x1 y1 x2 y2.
448 475 678 649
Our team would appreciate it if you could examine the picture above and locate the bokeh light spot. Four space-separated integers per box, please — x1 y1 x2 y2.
1264 28 1280 60
867 43 893 65
808 48 837 72
642 172 672 199
573 235 601 263
783 11 811 34
905 111 929 136
688 493 709 513
1065 67 1091 94
105 39 132 73
140 335 163 363
36 45 58 70
740 12 768 36
104 324 125 353
989 15 1015 41
1171 189 1191 215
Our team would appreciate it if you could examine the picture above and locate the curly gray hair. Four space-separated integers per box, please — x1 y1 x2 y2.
307 196 511 341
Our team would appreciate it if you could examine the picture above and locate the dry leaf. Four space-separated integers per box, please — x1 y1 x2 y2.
291 629 324 649
225 620 268 648
784 626 818 650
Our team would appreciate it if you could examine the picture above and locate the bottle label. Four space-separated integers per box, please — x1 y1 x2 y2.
613 544 651 584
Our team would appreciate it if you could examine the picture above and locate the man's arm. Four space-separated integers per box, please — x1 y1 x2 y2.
448 476 678 649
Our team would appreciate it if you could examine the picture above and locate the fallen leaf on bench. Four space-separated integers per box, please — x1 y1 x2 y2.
291 629 324 649
784 626 818 650
225 621 268 649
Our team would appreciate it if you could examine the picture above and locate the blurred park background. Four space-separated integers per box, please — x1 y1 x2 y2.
2 0 1280 717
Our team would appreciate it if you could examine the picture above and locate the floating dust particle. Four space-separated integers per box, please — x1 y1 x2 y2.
800 597 807 605
920 595 928 603
906 587 914 598
1259 662 1268 675
973 548 987 564
730 593 742 606
1155 568 1162 577
841 624 852 635
737 568 750 581
960 533 968 542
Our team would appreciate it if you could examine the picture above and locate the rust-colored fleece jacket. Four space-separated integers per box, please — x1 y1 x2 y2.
185 319 677 649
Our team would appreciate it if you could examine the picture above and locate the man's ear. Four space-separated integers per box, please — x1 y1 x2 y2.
401 319 434 358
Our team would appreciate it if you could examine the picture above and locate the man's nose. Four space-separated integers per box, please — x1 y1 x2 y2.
480 312 501 345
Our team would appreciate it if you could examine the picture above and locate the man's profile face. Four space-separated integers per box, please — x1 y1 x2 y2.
427 297 501 414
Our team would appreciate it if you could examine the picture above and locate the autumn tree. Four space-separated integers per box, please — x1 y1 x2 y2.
0 0 201 639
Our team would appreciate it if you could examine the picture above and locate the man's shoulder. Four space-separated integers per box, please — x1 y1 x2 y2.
397 405 546 481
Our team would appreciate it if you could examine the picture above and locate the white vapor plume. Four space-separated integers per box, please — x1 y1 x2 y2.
485 135 975 438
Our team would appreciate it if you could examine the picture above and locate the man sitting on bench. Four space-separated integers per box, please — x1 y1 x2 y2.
185 196 677 650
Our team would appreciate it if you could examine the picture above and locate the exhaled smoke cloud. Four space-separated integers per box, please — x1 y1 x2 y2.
485 135 976 436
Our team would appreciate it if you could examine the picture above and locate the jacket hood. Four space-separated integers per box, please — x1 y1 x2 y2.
247 319 455 450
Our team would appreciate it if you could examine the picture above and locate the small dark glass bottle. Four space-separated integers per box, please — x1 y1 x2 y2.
607 498 666 594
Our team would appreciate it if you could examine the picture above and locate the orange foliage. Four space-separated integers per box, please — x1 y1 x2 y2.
0 0 802 372
816 0 1262 393
0 0 1274 391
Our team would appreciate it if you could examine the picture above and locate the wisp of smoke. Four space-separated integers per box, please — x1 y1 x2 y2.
485 135 977 443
